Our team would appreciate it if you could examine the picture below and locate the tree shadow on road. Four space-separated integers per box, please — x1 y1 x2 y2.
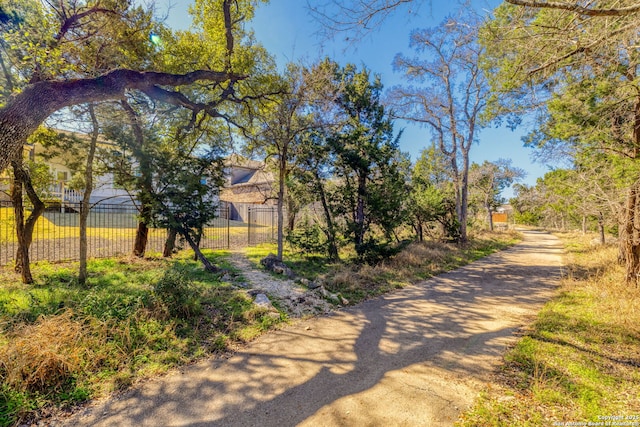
67 232 563 427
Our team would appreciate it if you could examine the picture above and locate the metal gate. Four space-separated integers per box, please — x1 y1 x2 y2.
247 206 278 246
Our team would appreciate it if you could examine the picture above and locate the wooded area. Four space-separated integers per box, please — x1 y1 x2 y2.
1 1 640 425
0 0 525 284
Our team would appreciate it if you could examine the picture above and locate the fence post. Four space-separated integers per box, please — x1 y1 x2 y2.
247 207 251 246
60 181 65 213
226 204 230 249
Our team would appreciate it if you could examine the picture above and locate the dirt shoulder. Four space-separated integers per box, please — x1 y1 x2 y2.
63 230 563 427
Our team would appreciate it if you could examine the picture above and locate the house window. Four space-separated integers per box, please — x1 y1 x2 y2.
57 171 68 182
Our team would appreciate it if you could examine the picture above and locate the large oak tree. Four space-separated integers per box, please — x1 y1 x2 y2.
0 0 253 175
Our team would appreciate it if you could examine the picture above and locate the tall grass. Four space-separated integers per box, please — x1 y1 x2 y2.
457 232 640 426
323 231 521 303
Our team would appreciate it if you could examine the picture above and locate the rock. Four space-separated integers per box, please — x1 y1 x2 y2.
254 293 273 308
266 311 281 320
307 281 321 290
247 289 261 297
317 286 341 304
260 254 296 278
339 295 349 305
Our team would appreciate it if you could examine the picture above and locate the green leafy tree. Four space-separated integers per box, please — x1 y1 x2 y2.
482 0 640 283
151 150 225 272
409 143 457 241
328 63 405 259
510 183 544 226
468 159 525 231
292 128 341 260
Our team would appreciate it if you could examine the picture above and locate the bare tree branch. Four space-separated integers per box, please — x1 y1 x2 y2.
308 0 425 40
505 0 640 16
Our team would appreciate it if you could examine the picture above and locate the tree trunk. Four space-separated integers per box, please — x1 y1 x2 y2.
122 100 153 258
276 154 286 261
181 228 218 273
193 229 203 261
459 151 470 244
287 210 296 232
620 179 640 285
486 201 494 232
133 219 149 257
598 212 605 245
11 159 45 284
0 69 244 175
11 165 30 283
163 228 178 257
79 104 98 285
354 173 367 256
582 215 588 234
416 221 424 242
314 171 339 261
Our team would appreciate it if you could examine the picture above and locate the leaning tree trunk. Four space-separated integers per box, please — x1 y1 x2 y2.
0 69 245 175
180 228 218 273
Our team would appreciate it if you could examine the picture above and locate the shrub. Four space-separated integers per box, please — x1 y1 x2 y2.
286 224 327 255
152 269 201 319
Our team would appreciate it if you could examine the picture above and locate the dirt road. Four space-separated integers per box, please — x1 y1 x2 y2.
65 230 563 427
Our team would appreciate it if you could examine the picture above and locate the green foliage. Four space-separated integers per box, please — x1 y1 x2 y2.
153 268 202 319
286 223 327 255
408 144 459 240
326 62 406 258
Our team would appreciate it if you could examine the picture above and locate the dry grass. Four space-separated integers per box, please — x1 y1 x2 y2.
0 310 93 392
324 232 520 303
385 240 453 272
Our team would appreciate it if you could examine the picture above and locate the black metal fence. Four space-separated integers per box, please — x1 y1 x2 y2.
247 206 278 246
0 201 280 266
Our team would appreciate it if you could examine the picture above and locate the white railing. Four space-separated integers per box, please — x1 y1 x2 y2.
49 181 84 204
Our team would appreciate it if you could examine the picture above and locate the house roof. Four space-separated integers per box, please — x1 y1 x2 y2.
225 154 274 187
225 153 266 170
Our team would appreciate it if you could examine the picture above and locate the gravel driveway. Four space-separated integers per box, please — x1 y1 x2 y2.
63 229 563 427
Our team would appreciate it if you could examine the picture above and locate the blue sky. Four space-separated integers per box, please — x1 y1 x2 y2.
159 0 552 197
